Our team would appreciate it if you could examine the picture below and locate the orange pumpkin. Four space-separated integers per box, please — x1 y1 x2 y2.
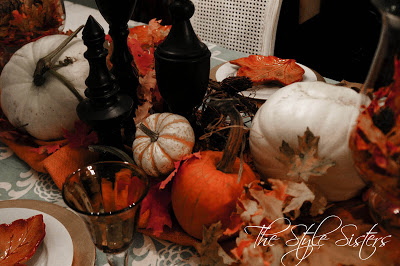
171 99 257 240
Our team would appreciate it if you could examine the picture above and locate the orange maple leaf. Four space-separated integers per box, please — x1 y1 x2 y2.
230 55 305 86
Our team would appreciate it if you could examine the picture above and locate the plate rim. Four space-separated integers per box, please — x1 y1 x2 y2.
0 207 74 266
0 200 96 266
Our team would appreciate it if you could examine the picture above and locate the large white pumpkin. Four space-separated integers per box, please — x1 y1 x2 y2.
0 35 88 140
250 81 367 201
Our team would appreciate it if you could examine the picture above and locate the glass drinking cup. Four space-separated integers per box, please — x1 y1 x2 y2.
62 161 149 266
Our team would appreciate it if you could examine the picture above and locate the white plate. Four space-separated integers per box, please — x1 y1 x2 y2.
215 62 318 100
0 208 73 266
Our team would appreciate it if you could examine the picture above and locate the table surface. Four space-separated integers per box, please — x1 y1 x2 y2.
0 2 335 265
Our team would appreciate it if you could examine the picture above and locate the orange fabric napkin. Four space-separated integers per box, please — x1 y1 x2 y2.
0 135 203 249
0 137 98 190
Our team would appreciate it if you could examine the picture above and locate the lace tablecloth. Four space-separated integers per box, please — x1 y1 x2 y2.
0 1 247 265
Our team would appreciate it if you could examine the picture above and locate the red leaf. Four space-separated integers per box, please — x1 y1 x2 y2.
115 20 170 77
230 55 305 86
127 38 154 76
140 182 172 236
105 34 112 44
0 215 46 265
63 120 98 148
129 25 153 50
159 152 202 189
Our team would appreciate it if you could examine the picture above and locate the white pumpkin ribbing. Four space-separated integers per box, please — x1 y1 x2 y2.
0 35 88 140
133 113 195 177
250 81 368 201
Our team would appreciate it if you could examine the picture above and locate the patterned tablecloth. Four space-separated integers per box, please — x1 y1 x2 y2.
0 2 341 265
0 2 248 265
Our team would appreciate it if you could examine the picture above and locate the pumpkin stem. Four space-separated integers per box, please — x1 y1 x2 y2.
139 123 159 142
49 69 84 102
33 25 84 86
210 98 244 173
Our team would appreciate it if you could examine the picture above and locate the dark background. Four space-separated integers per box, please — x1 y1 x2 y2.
275 0 382 83
70 0 382 83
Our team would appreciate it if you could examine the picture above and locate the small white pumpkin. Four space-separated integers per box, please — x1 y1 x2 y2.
0 34 88 140
133 113 195 177
250 81 368 201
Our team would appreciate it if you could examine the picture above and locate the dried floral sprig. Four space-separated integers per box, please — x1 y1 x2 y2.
194 76 258 152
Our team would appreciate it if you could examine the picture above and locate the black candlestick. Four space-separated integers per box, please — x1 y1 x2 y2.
95 0 139 145
94 0 139 102
154 0 211 120
77 16 133 150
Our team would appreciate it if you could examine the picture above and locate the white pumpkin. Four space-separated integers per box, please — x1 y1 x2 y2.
250 81 368 201
133 113 195 177
0 34 88 140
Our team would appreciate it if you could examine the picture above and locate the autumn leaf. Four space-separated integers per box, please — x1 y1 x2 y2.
30 144 61 155
105 20 170 123
128 19 170 50
349 57 400 192
159 152 202 189
62 120 98 148
0 112 32 144
228 179 329 265
148 18 171 46
1 0 64 46
277 127 336 182
0 215 46 265
110 19 171 77
269 179 315 217
128 25 153 50
299 182 328 217
230 55 305 86
231 230 286 266
140 181 172 237
248 187 285 226
195 221 237 266
134 101 152 125
138 70 157 102
134 70 158 124
127 37 154 76
235 181 289 235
